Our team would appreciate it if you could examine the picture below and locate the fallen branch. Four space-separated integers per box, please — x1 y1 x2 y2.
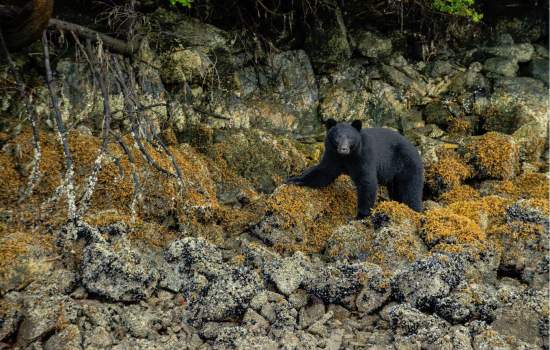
0 31 42 203
42 31 78 222
48 18 138 56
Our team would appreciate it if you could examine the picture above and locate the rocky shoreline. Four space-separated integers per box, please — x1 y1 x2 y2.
0 5 548 350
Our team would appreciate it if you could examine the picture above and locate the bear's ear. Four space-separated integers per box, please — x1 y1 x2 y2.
324 118 337 130
351 120 362 131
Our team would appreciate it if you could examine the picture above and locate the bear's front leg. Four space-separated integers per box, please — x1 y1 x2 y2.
355 179 378 219
286 164 342 188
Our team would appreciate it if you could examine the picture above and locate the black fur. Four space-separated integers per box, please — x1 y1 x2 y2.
286 119 424 219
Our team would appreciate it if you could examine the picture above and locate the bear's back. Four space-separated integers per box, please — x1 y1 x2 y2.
361 127 422 168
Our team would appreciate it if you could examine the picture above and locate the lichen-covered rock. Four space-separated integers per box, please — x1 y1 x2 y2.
318 64 371 123
44 325 82 350
421 207 485 248
434 283 499 324
303 1 351 64
460 132 519 180
354 31 392 58
160 48 212 84
324 222 373 261
16 296 79 347
263 252 309 295
389 304 449 343
482 43 535 62
484 77 548 162
526 59 549 85
0 298 21 343
164 237 224 277
483 57 519 77
190 266 264 323
81 241 159 302
391 254 465 311
303 261 379 304
425 147 472 197
0 228 55 294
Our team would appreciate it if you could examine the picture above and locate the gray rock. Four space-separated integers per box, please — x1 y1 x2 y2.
389 304 449 342
81 241 159 302
234 335 278 350
288 289 309 309
0 297 21 342
303 261 379 304
379 64 427 97
491 305 544 348
16 296 79 347
299 300 326 329
483 43 535 62
121 305 157 338
268 50 319 134
356 286 390 315
425 60 460 78
83 326 113 349
423 101 451 129
304 1 351 64
391 254 465 311
242 309 270 335
355 31 392 58
164 237 224 277
526 59 549 85
260 297 297 330
264 252 309 295
44 325 82 350
483 57 519 77
507 199 549 225
190 266 264 323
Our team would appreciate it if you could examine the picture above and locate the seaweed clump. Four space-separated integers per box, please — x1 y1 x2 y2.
421 208 485 251
425 147 472 196
261 177 357 254
371 200 422 229
461 132 519 180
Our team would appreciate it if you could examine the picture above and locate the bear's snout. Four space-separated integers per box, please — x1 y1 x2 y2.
337 145 351 155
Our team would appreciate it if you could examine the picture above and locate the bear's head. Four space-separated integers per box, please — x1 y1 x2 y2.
324 119 362 156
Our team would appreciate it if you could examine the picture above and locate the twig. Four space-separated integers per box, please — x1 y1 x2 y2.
110 55 177 179
0 31 42 203
77 40 113 216
113 132 141 223
42 31 78 222
48 18 138 56
191 106 231 120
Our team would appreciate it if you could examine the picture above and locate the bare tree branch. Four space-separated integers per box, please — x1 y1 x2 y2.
42 31 78 222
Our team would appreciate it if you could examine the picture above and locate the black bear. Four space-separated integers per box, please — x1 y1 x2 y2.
286 119 424 219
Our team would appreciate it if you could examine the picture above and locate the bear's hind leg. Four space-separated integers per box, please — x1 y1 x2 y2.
390 175 423 212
